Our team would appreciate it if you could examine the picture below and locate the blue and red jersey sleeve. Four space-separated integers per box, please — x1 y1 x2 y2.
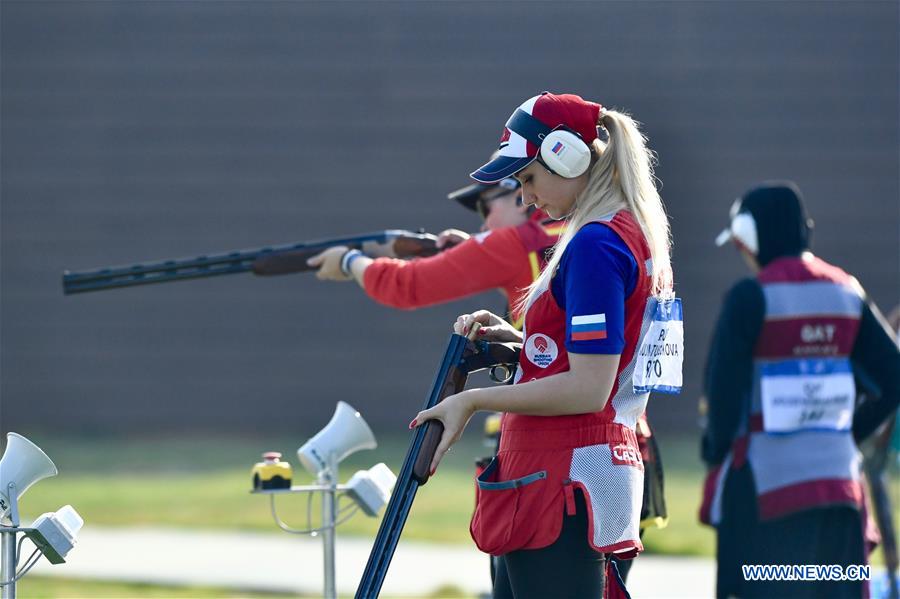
551 223 638 355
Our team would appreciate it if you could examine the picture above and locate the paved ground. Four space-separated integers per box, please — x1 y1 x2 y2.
26 527 896 598
27 526 717 597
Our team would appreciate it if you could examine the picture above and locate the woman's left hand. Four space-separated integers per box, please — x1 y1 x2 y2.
307 246 352 281
436 228 471 249
410 390 478 474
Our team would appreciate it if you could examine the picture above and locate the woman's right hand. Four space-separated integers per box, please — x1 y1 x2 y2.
453 310 523 343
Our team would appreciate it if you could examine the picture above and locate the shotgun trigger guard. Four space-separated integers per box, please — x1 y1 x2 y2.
489 364 515 384
461 340 521 380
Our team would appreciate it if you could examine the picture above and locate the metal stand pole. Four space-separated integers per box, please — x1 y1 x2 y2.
320 460 337 599
255 479 358 598
0 530 15 599
1 483 19 599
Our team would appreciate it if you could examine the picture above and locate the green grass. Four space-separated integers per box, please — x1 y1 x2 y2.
16 432 719 550
12 432 894 565
641 434 716 557
8 431 894 599
15 432 497 543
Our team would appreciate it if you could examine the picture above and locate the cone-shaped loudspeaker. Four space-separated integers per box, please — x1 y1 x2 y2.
1 433 58 523
297 402 376 475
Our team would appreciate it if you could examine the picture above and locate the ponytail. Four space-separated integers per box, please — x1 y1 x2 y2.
601 110 672 295
518 109 672 313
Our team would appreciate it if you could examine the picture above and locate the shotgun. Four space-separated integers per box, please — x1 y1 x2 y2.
62 229 440 295
356 325 520 598
862 414 898 599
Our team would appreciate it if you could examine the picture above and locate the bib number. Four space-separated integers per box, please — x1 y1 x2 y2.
633 298 684 394
760 358 855 434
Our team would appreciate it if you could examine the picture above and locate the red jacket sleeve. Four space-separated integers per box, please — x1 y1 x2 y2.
362 228 529 310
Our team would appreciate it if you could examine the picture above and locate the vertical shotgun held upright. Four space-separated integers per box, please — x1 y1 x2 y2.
355 327 520 599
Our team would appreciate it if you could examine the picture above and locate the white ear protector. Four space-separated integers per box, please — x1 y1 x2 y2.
715 199 759 255
729 212 759 255
539 128 592 178
505 109 593 179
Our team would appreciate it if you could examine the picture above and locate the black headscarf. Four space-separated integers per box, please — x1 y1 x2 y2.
737 181 813 267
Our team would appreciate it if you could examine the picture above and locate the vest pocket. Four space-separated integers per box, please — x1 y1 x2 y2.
469 456 548 555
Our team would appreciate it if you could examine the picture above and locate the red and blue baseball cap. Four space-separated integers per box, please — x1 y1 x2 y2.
471 92 603 184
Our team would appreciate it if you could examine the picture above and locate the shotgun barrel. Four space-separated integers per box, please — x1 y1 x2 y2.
62 229 439 295
355 332 520 598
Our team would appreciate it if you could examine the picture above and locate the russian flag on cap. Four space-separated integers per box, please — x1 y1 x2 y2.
571 313 607 341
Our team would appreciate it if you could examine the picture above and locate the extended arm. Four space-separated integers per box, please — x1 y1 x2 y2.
307 228 529 309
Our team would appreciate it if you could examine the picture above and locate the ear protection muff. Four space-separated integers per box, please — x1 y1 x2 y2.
505 109 592 179
730 212 759 255
715 199 760 255
539 128 592 178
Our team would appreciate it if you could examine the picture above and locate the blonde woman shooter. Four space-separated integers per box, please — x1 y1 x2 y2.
411 92 676 598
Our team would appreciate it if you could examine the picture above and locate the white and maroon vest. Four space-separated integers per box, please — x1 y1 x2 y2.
702 255 865 525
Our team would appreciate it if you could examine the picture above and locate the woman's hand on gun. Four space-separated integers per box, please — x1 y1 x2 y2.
454 310 523 343
410 390 477 475
435 228 470 249
306 246 351 281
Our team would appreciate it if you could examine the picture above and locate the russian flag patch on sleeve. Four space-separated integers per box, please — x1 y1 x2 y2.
571 314 607 341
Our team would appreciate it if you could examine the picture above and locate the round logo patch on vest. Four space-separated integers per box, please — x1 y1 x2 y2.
524 333 558 368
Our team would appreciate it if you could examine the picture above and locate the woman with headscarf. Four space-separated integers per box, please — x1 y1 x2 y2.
701 181 900 598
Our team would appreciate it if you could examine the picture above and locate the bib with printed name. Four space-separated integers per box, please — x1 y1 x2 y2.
759 357 855 434
632 297 684 394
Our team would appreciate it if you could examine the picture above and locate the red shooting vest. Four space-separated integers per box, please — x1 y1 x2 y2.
469 211 654 557
508 212 565 329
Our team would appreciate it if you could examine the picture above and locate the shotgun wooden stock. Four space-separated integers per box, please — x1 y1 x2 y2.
251 232 441 276
356 327 521 598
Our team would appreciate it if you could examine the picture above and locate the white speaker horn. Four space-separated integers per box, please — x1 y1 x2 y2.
298 401 376 476
1 433 58 523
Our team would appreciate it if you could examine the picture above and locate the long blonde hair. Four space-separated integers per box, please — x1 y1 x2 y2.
519 109 672 311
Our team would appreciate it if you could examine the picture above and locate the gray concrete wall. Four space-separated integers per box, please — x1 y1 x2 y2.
2 1 897 437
